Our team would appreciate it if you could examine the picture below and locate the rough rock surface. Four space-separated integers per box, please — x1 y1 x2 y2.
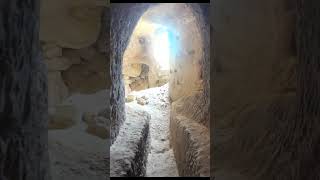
45 57 73 71
136 97 147 105
170 100 210 176
42 6 111 108
48 71 69 107
122 19 170 93
162 4 208 104
82 112 109 139
110 105 150 177
49 105 77 129
154 3 210 176
40 0 105 49
125 95 135 102
210 0 320 180
128 84 179 177
110 3 151 143
49 125 108 180
49 89 110 180
123 64 142 77
0 1 110 180
111 3 210 177
60 44 109 92
42 43 63 59
0 0 50 179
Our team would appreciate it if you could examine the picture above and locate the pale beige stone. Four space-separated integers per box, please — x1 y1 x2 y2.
48 105 77 129
40 0 105 48
61 47 110 93
45 57 72 71
125 95 135 102
82 112 109 139
42 43 62 58
136 97 148 105
123 64 142 77
48 71 69 107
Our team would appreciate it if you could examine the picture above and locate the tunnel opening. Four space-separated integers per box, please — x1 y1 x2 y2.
122 17 173 99
111 3 210 177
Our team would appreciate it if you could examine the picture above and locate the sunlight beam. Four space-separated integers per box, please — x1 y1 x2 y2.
153 30 170 70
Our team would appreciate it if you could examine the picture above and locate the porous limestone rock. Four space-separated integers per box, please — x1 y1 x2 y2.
49 105 77 129
110 105 150 176
45 57 73 71
122 19 170 92
136 97 148 105
110 4 210 177
123 64 142 77
42 43 63 58
48 71 69 107
61 46 109 93
125 95 135 102
40 0 105 49
82 112 109 139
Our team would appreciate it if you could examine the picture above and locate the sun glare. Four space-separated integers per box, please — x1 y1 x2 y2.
153 29 170 70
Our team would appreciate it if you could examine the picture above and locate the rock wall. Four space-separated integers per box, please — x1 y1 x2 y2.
40 2 111 178
0 0 50 179
122 18 170 94
40 0 110 129
110 106 150 177
110 3 151 143
165 4 210 176
212 0 298 179
291 1 320 179
136 3 210 176
110 3 210 176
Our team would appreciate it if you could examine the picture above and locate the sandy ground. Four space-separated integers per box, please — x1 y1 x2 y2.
48 89 110 180
126 83 179 177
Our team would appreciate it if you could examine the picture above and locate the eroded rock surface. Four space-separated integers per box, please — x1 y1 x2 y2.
82 111 109 139
111 3 210 177
128 84 179 177
40 0 106 49
49 105 77 129
110 106 150 177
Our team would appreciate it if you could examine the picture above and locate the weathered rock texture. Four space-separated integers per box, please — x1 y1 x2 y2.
82 110 110 139
211 0 320 179
40 3 111 129
164 4 210 176
122 18 170 94
110 3 151 143
39 1 111 179
170 112 210 176
61 45 110 94
0 0 50 179
110 3 210 177
48 104 77 129
40 0 107 49
110 106 150 177
138 3 210 176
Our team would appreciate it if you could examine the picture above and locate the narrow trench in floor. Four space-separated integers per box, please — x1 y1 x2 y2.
125 84 178 177
122 15 178 176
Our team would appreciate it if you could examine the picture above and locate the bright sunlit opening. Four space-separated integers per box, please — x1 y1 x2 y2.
153 30 170 70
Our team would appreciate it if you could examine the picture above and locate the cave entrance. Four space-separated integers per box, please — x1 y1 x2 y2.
122 18 174 98
119 3 205 177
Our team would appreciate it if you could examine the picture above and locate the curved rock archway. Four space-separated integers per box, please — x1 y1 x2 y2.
110 3 210 177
